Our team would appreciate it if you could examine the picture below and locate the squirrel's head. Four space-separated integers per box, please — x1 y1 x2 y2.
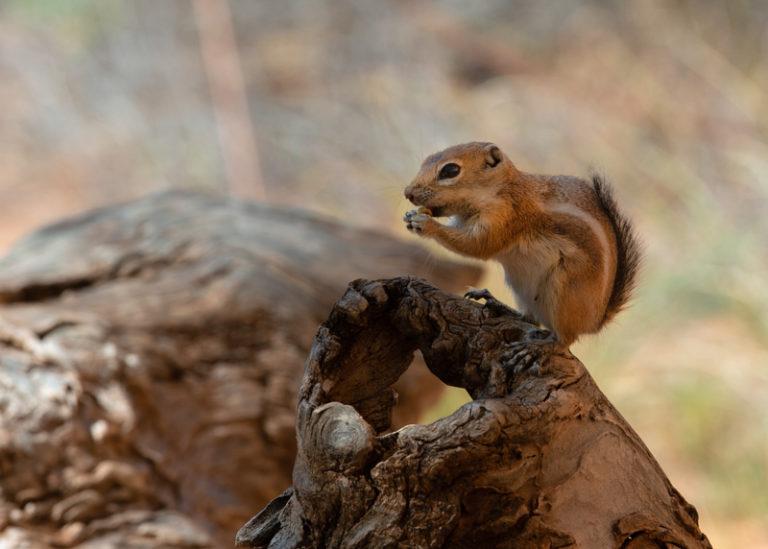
405 142 516 217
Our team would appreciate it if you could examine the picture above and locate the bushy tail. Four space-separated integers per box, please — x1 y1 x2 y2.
592 175 642 326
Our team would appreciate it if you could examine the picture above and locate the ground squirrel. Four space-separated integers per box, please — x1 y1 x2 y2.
404 141 641 372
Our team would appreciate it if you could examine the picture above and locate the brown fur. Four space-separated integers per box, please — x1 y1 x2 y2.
404 142 641 347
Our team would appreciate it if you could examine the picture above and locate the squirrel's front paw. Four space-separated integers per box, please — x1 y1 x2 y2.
403 209 434 234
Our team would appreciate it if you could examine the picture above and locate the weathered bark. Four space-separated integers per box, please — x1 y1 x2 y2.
237 277 711 549
0 191 481 548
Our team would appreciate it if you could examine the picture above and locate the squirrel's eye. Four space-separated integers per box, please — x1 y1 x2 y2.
438 163 461 180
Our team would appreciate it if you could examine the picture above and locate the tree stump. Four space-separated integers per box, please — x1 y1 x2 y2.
0 192 481 548
237 277 711 549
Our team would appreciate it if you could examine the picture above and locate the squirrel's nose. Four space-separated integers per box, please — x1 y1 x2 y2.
404 185 414 202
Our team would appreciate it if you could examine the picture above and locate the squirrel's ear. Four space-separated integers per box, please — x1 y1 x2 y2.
484 145 502 167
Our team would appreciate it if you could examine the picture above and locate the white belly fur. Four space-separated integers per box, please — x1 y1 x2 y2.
495 235 577 330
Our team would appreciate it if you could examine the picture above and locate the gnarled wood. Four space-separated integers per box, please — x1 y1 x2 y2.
0 192 481 548
238 277 711 549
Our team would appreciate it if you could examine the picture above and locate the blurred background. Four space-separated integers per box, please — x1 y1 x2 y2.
0 0 766 546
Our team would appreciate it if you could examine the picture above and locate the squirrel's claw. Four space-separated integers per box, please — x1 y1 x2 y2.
464 288 495 301
501 342 545 375
464 288 523 319
500 334 560 376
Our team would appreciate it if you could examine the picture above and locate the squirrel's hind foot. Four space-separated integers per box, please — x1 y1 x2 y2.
501 331 564 376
